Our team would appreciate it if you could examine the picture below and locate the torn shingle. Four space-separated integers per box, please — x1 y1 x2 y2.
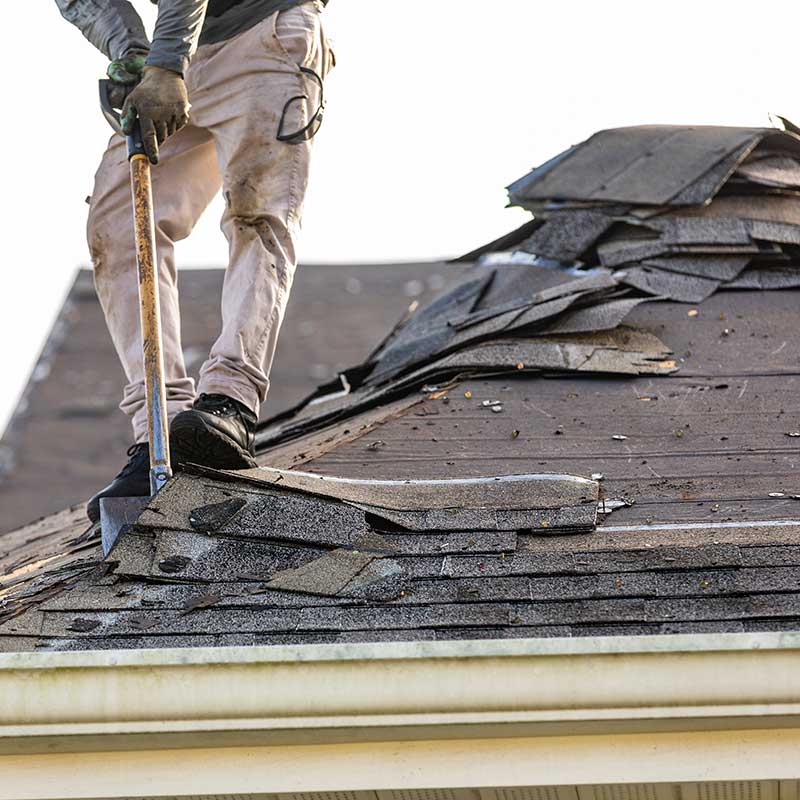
518 210 616 261
508 126 767 207
8 123 800 654
189 497 247 533
266 549 377 597
617 266 720 303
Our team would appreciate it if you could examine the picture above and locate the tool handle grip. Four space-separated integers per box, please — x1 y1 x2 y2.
98 78 149 161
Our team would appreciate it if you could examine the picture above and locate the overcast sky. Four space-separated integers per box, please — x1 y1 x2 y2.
0 0 794 437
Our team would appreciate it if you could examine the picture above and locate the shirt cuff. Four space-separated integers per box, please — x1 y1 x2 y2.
145 49 188 76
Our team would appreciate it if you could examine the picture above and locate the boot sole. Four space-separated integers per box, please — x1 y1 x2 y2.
170 415 257 471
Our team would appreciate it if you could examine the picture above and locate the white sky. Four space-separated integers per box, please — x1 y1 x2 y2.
0 0 795 436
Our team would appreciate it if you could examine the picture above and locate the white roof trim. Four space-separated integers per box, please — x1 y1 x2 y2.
4 632 800 798
3 631 800 741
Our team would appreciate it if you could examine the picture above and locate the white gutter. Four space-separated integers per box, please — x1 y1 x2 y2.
3 631 800 740
3 632 800 797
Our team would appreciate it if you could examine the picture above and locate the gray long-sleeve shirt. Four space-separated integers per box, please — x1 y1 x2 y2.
56 0 320 75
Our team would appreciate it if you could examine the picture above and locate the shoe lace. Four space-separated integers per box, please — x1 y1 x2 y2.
197 392 241 417
198 392 231 408
119 443 149 477
195 394 256 429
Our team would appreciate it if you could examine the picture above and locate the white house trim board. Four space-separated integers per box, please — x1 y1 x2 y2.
4 730 800 799
2 633 800 798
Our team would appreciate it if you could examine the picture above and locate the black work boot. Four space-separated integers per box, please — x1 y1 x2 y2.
170 393 257 471
86 443 150 523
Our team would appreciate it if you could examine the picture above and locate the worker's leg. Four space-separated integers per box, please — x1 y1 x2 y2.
87 125 221 442
191 1 334 417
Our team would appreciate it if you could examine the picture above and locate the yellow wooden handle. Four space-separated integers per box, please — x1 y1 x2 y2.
130 153 172 493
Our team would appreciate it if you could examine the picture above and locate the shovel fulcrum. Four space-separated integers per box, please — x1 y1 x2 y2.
98 80 172 555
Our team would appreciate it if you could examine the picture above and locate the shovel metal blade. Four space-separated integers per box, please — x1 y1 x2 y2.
100 496 150 556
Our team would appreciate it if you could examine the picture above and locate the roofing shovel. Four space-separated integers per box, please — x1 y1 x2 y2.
97 80 172 554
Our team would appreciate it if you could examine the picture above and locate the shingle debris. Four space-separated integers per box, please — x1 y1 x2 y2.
490 124 800 303
99 469 599 602
5 123 800 653
258 126 800 449
256 266 676 449
255 128 800 451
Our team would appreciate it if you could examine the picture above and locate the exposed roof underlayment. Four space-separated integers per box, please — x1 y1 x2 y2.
2 124 800 651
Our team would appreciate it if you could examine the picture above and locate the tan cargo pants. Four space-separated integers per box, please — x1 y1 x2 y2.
87 1 333 443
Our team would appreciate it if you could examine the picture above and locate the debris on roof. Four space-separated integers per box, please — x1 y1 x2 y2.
256 265 676 450
0 263 464 535
3 123 800 652
254 125 800 451
507 126 799 206
474 125 800 303
6 443 800 648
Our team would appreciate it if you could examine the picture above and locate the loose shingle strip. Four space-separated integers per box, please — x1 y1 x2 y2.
724 267 800 290
540 296 655 334
737 154 800 188
508 126 766 206
419 331 676 377
617 267 720 303
221 467 599 514
597 238 760 268
518 210 616 261
641 255 750 281
642 216 752 246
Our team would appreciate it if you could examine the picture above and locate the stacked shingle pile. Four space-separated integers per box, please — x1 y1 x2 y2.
257 263 677 449
258 125 800 450
466 125 800 303
5 124 800 651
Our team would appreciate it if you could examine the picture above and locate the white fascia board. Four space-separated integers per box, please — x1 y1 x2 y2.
3 631 800 746
5 633 800 798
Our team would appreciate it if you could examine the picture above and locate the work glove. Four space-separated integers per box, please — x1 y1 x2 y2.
121 66 190 165
106 52 148 110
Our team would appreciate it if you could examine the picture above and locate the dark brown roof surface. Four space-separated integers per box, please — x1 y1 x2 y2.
3 286 799 651
2 124 800 652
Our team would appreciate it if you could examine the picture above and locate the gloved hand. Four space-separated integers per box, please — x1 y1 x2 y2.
106 52 148 110
121 66 190 164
